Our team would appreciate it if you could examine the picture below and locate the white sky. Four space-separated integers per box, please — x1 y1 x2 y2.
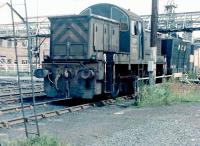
0 0 200 23
0 0 200 37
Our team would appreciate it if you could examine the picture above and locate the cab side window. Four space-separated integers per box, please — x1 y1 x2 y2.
131 21 135 35
138 22 142 34
131 21 143 36
131 21 139 35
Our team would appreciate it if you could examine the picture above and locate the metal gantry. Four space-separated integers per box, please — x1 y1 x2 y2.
141 11 200 33
141 0 200 41
141 0 200 33
0 16 50 39
0 2 49 39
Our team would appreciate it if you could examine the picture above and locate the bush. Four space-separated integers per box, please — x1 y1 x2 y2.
186 72 198 79
138 83 171 107
137 82 200 107
0 136 68 146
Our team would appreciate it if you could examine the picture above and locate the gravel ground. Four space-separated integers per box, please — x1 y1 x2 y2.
1 100 200 146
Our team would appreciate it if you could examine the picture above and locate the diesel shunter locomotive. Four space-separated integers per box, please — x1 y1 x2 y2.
34 3 200 99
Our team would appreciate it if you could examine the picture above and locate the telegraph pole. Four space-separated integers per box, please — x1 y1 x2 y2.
149 0 158 85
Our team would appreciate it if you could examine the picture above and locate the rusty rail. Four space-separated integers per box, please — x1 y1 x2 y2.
0 96 132 128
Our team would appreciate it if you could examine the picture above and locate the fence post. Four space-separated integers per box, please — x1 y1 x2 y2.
133 76 139 105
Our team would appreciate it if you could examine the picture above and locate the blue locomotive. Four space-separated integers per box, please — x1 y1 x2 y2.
34 3 200 99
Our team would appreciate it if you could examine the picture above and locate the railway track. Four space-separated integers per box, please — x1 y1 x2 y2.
0 96 133 128
0 91 45 105
0 79 43 89
0 83 43 94
0 75 185 129
0 82 44 106
0 97 68 115
0 75 171 128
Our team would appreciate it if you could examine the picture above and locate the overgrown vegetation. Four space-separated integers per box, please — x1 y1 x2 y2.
137 81 200 107
0 136 68 146
186 72 198 79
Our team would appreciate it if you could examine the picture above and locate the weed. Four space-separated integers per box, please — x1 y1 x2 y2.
137 81 200 107
0 136 69 146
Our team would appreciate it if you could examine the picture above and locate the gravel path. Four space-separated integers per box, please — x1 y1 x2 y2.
1 100 200 146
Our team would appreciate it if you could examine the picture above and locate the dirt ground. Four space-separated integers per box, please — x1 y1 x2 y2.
1 100 200 146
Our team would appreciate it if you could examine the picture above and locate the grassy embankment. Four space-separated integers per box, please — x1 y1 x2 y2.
138 80 200 107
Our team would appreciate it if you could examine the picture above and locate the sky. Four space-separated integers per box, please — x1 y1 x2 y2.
0 0 200 23
0 0 200 37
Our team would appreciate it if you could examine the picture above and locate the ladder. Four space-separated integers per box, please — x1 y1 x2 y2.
10 0 40 137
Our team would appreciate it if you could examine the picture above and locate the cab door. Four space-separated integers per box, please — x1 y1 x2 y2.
103 24 109 52
109 24 119 52
93 23 103 51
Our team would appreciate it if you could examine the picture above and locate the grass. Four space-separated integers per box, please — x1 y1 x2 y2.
186 72 198 79
0 136 69 146
115 97 126 104
137 81 200 107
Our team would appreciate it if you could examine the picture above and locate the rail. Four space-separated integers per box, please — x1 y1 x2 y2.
0 96 132 128
0 91 45 105
0 83 43 93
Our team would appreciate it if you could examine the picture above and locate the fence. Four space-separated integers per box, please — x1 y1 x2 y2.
0 64 40 74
